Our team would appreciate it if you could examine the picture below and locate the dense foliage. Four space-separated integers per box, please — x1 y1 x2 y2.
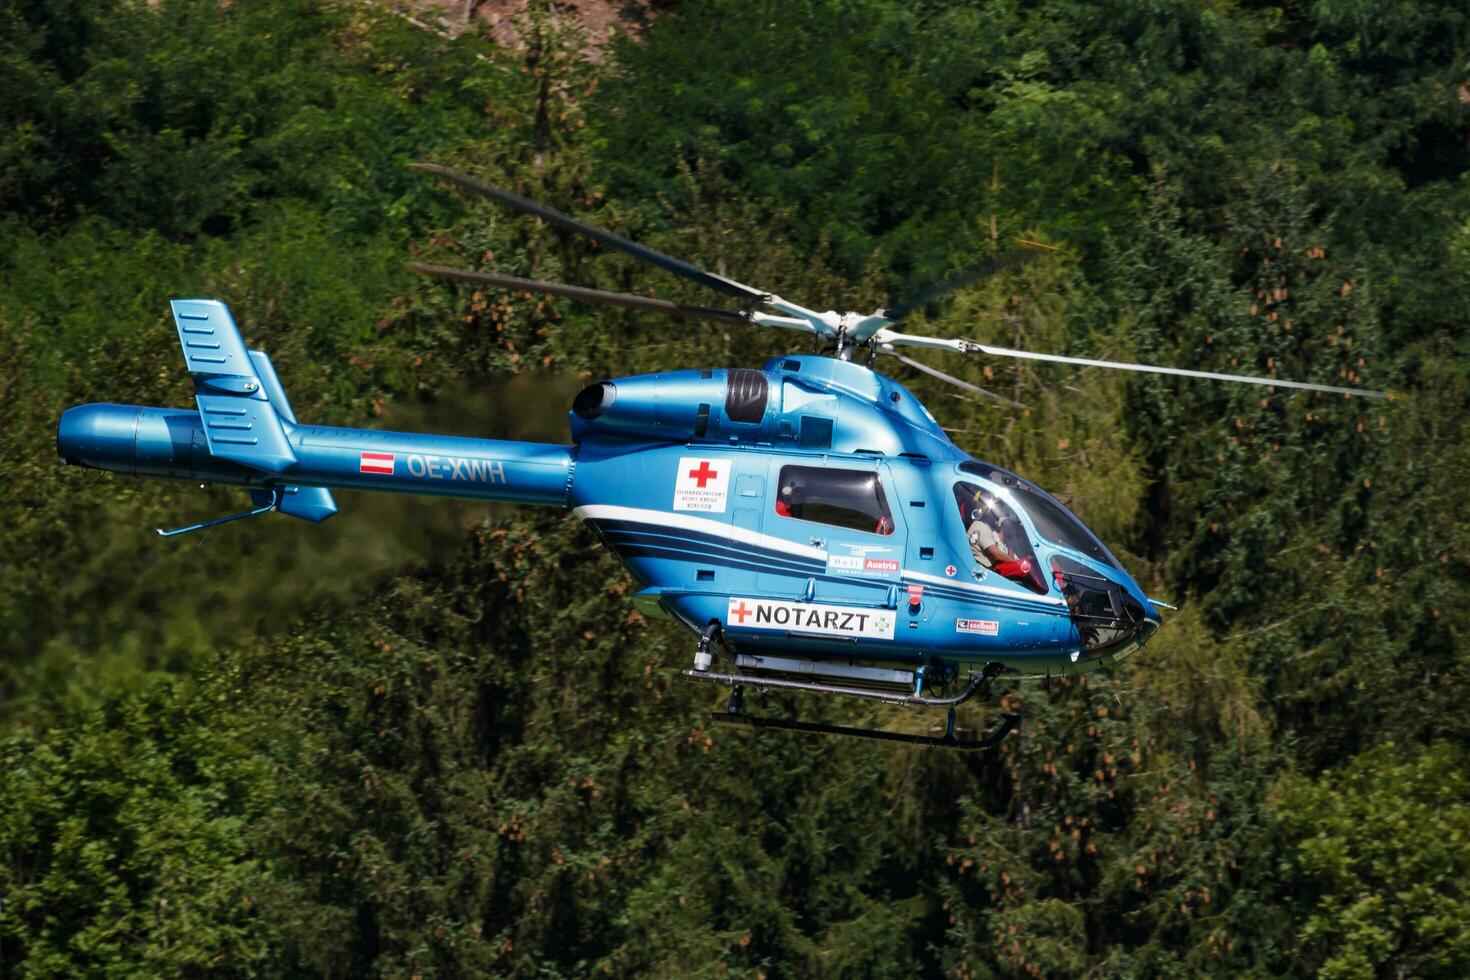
2 0 1468 975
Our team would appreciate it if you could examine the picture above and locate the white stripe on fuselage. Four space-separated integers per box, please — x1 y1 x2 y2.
904 568 1066 607
573 504 1065 608
574 504 827 561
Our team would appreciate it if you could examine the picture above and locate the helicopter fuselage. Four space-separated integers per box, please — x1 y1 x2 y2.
567 354 1158 678
57 325 1159 680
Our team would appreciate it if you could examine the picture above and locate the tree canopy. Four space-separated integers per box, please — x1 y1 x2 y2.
2 0 1468 976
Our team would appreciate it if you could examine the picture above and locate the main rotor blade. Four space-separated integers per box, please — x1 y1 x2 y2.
964 341 1390 399
883 240 1058 322
410 163 768 303
886 352 1026 409
406 263 749 325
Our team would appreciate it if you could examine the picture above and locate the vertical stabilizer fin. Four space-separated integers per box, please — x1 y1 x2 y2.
170 299 297 473
248 350 298 425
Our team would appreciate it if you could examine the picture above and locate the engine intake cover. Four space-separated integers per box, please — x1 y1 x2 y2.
724 368 768 423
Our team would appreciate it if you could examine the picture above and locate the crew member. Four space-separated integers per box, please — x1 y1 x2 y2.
963 490 1034 586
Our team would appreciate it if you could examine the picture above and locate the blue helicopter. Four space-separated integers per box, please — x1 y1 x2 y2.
56 165 1386 749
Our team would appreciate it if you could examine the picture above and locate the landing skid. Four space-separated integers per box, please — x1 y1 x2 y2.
683 625 1018 751
711 705 1020 751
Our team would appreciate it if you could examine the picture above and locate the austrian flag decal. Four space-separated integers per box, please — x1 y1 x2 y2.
359 451 395 475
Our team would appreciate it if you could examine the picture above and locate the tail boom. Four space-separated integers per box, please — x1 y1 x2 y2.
57 403 575 508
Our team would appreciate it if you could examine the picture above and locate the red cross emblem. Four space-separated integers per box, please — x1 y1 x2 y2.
730 601 753 624
687 460 719 487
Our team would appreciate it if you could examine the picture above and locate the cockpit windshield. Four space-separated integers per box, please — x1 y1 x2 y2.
952 481 1048 594
958 461 1119 569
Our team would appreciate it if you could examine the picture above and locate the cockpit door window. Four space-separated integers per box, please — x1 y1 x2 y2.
775 464 895 536
958 460 1120 569
953 481 1048 594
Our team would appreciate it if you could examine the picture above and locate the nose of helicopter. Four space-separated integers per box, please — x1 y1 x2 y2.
1049 554 1159 661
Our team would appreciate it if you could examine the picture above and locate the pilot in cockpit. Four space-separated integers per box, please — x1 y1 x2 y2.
962 487 1035 587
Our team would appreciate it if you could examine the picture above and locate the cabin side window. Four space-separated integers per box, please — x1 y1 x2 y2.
775 465 894 535
952 481 1048 594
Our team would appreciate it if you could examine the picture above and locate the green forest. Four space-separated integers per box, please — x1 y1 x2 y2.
2 0 1468 974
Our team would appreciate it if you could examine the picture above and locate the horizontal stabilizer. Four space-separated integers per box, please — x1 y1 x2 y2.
170 299 297 473
251 486 338 523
